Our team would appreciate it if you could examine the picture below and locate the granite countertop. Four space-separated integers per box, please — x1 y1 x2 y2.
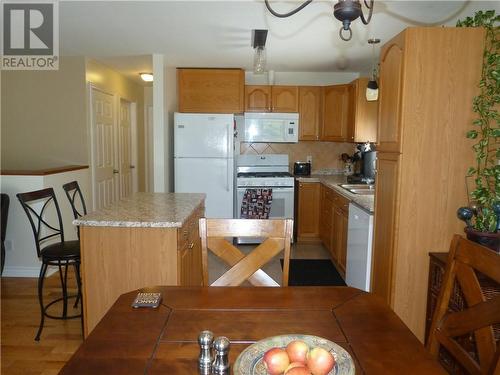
74 192 206 228
295 174 374 213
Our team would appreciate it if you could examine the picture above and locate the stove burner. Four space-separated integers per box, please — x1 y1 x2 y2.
237 172 292 178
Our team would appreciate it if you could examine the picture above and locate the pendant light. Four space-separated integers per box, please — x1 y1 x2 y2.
366 38 380 102
252 29 268 75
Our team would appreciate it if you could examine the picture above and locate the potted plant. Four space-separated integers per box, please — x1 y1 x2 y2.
456 10 500 252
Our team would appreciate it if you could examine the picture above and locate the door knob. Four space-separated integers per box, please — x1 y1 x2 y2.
113 169 119 174
130 165 135 169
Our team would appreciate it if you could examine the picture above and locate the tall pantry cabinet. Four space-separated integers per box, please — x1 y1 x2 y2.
371 27 485 341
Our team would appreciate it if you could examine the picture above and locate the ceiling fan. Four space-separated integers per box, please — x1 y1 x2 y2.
264 0 374 41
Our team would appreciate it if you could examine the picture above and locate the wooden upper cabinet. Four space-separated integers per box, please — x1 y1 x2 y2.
272 86 299 112
321 85 349 141
299 86 322 141
349 78 378 143
377 33 405 152
245 85 272 112
178 68 244 113
245 85 298 113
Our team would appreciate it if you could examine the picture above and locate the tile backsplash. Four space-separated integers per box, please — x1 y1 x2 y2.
239 141 355 171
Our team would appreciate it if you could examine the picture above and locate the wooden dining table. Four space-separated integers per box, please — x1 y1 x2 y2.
59 286 446 374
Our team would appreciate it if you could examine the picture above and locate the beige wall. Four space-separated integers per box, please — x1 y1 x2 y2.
240 141 355 172
86 59 145 191
1 56 87 169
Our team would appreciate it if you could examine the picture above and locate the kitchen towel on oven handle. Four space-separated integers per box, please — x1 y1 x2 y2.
240 189 273 219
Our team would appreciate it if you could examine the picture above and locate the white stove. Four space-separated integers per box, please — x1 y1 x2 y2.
235 154 295 224
234 154 295 243
236 155 294 188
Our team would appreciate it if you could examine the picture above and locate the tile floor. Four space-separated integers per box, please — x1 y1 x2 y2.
208 241 331 285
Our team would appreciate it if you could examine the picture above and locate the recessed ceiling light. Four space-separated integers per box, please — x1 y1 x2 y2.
140 73 153 82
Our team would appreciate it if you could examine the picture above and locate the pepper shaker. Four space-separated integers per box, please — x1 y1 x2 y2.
212 336 230 374
198 330 214 374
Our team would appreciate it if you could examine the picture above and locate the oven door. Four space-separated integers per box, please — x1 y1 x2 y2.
235 186 294 244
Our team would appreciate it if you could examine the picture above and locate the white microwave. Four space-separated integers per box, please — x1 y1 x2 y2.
240 112 299 143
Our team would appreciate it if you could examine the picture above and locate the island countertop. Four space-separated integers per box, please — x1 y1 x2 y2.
74 192 206 228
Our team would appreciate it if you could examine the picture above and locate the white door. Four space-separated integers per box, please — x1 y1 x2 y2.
119 99 132 198
91 88 117 209
174 113 233 158
175 157 233 218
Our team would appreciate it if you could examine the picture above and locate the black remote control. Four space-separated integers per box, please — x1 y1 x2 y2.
131 292 162 308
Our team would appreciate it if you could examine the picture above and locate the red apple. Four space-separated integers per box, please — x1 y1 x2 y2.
285 366 312 375
306 347 335 375
262 347 290 375
286 340 309 364
285 362 308 373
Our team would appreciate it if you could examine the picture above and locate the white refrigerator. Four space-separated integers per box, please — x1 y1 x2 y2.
174 113 234 218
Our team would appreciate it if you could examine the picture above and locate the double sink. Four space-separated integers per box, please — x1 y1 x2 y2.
340 184 376 195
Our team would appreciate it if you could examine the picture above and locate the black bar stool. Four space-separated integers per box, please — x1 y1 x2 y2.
17 188 82 341
62 181 87 239
1 194 10 275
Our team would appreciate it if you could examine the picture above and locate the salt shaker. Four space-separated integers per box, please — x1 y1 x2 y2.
212 336 230 374
198 330 214 374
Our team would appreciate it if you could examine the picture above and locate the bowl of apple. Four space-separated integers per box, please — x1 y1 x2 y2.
233 334 354 375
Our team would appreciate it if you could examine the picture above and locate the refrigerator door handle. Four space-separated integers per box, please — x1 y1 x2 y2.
226 159 230 192
227 124 231 158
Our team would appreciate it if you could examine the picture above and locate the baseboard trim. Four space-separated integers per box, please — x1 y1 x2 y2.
2 266 57 278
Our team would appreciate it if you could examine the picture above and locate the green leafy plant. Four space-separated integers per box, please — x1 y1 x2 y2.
456 10 500 232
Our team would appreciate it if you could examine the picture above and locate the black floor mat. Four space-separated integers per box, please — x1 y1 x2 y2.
280 259 347 286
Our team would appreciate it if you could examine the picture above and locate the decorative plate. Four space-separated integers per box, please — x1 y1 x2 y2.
233 334 355 375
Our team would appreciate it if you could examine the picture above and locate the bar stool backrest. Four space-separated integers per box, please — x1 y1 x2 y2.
17 188 64 258
62 181 87 239
62 181 87 220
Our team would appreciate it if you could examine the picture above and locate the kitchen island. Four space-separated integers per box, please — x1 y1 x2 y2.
74 192 205 336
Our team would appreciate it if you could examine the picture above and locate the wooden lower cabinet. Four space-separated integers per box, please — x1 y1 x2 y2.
319 185 349 277
333 206 348 276
80 205 204 336
297 182 321 241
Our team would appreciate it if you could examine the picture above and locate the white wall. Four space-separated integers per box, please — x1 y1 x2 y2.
1 168 91 277
245 71 359 85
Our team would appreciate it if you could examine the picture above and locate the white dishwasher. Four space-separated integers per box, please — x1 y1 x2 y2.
346 203 374 292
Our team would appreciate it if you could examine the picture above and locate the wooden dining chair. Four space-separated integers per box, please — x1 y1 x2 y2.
426 234 500 375
199 218 293 287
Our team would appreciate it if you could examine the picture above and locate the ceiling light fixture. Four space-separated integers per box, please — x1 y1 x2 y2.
140 73 153 82
252 29 268 74
366 38 380 102
264 0 374 42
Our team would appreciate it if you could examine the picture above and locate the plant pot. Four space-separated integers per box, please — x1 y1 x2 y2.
464 227 500 253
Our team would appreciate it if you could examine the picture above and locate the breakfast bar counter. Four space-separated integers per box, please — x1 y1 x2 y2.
75 193 205 335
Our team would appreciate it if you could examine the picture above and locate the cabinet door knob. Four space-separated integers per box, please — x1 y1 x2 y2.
188 242 194 250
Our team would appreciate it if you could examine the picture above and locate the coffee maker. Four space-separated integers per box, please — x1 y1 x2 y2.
347 143 377 184
361 150 377 183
